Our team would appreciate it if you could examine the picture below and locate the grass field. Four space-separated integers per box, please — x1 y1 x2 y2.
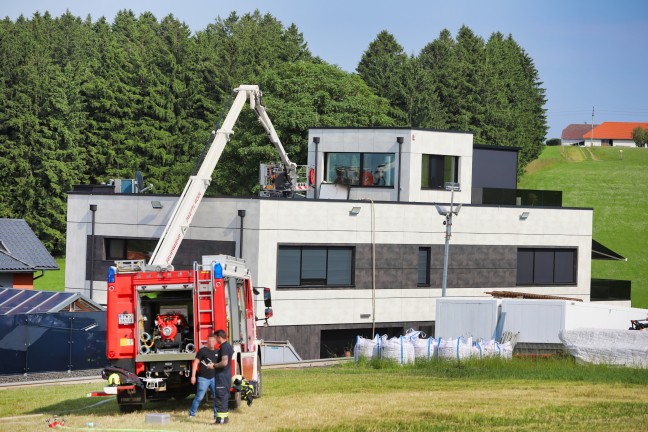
34 257 66 292
1 359 648 431
519 146 648 308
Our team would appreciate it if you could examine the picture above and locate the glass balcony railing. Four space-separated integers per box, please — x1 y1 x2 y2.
472 188 563 207
590 279 632 302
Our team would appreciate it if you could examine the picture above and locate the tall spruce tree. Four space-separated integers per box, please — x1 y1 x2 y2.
417 27 546 173
419 29 461 129
357 30 408 123
402 55 448 129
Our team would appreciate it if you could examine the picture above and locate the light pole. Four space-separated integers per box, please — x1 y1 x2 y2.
435 182 461 298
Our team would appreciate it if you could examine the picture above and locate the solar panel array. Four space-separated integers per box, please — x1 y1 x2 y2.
0 288 76 315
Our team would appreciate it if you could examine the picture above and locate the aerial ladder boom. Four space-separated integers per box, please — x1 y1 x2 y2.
248 92 298 189
147 85 295 270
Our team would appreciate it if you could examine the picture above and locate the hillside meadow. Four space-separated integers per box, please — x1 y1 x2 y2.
519 146 648 307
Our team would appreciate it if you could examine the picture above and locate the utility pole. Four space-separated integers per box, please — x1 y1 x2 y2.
590 106 595 147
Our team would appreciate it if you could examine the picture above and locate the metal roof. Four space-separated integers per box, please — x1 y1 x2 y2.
0 288 104 315
583 122 648 140
0 219 58 271
561 124 597 140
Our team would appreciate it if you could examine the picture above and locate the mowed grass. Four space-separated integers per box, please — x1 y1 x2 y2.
519 146 648 308
1 359 648 431
33 257 65 292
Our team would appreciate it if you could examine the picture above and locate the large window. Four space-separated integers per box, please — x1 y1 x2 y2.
277 246 354 287
326 153 395 187
418 247 430 286
105 238 157 261
422 155 459 189
517 248 576 285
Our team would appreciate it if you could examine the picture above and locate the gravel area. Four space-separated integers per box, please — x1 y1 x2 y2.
0 368 104 386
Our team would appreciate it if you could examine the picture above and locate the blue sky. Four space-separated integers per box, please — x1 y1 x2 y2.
4 0 648 140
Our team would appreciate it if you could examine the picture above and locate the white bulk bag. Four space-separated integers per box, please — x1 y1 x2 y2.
380 335 415 364
437 336 474 361
354 335 378 361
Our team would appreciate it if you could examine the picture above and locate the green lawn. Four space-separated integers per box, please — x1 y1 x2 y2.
1 359 648 431
33 257 66 292
519 146 648 308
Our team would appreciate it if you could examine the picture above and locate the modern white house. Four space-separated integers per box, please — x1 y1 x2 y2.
65 128 628 359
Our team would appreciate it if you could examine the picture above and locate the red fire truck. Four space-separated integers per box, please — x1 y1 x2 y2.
102 85 293 412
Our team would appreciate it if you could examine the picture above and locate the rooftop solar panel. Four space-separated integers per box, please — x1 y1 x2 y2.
0 289 77 315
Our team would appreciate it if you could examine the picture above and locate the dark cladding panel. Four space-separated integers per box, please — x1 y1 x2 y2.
472 147 518 189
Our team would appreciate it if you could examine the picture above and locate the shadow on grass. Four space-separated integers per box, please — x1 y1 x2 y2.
28 395 195 417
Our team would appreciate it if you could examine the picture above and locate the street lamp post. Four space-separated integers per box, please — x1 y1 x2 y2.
435 182 461 298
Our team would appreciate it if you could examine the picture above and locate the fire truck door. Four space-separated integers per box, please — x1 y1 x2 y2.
227 277 241 343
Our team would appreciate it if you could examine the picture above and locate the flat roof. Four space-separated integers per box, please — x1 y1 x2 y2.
308 126 474 135
66 191 593 211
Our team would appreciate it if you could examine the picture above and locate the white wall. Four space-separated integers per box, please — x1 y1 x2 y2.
66 193 594 327
587 139 637 147
252 200 592 326
501 299 648 343
435 298 500 340
307 128 474 204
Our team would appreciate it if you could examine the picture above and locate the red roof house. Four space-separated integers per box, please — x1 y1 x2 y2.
561 124 597 145
582 122 648 147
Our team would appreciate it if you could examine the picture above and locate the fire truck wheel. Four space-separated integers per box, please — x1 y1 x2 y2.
228 389 241 410
255 356 262 398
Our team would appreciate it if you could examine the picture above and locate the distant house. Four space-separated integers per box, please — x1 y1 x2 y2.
561 124 597 146
0 219 59 289
582 122 648 147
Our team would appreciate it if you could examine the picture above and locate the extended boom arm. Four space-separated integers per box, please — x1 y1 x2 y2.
147 85 295 269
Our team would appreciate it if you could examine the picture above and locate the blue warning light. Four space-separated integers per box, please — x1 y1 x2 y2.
214 262 223 279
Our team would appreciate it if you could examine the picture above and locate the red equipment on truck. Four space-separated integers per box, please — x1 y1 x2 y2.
102 85 284 412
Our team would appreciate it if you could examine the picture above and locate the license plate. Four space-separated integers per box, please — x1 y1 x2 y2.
118 313 134 325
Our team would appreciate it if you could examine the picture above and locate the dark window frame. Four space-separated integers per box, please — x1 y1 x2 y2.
421 154 459 189
277 245 355 289
417 247 431 286
324 152 396 188
516 247 577 286
104 238 157 261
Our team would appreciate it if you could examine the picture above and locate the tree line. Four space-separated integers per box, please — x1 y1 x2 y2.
0 10 546 255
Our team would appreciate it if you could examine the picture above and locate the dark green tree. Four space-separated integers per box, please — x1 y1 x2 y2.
357 30 408 123
401 55 448 129
419 29 461 129
632 126 648 147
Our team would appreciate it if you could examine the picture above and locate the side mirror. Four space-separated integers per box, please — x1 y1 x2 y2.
263 287 272 308
254 287 273 325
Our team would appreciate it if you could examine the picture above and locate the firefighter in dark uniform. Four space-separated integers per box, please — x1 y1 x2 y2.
189 334 219 418
213 329 234 425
